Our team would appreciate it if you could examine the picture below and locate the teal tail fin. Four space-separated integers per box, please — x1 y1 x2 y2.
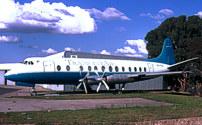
146 38 175 65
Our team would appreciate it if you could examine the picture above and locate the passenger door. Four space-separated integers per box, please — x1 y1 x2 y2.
147 63 154 72
43 61 55 78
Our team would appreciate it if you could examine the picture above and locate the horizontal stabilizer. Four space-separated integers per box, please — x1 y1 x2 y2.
129 71 192 78
0 63 22 71
168 57 199 70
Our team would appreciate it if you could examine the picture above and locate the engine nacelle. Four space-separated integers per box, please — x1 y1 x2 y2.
85 74 135 85
86 75 100 85
106 74 134 84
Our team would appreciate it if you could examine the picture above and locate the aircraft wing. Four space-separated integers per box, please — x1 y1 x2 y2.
0 63 23 71
128 71 192 78
168 57 199 70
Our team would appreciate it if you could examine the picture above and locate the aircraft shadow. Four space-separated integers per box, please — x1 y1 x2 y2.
0 87 21 95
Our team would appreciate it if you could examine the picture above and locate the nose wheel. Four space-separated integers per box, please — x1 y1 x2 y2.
29 87 37 96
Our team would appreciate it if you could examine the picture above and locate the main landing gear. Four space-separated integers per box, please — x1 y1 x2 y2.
115 89 123 94
29 87 37 96
114 83 125 94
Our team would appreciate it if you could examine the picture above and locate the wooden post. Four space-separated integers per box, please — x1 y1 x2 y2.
4 70 7 85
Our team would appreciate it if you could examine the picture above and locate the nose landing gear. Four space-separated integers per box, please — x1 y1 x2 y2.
29 87 37 96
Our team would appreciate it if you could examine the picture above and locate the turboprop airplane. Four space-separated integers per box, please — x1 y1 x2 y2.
0 38 198 95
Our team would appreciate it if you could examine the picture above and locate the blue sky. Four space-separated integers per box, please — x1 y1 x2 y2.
0 0 202 63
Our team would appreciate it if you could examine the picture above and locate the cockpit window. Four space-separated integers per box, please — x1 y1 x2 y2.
23 61 34 65
24 61 28 65
30 61 34 65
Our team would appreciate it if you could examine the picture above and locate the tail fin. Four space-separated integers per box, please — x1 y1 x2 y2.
146 38 175 65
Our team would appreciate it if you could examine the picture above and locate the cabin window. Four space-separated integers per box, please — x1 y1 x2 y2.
129 67 131 72
94 66 98 71
66 65 70 71
79 66 83 71
134 67 137 72
139 67 142 72
122 67 125 72
144 67 146 72
88 66 92 71
101 66 105 72
115 66 119 72
109 66 113 72
57 65 61 71
71 55 77 58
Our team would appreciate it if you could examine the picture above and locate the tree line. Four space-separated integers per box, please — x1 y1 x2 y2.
145 15 202 96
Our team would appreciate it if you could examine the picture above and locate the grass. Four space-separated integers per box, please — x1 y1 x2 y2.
1 92 202 124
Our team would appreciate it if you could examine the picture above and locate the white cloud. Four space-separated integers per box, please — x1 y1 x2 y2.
100 50 111 55
90 50 111 55
157 21 162 24
125 39 148 54
90 7 130 20
0 0 96 34
42 48 57 54
0 35 22 43
125 54 143 58
19 45 38 48
140 13 164 19
115 46 137 54
91 50 99 54
159 9 174 15
77 48 81 52
64 47 75 51
64 47 81 52
195 11 202 18
114 27 126 32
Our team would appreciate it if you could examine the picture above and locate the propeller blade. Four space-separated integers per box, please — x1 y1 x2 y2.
95 71 100 77
102 72 106 78
79 68 82 77
83 82 88 94
102 80 109 91
84 72 89 79
77 83 82 90
96 82 102 92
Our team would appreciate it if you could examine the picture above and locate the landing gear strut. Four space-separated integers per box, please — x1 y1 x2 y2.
115 89 122 94
114 83 125 94
29 87 37 96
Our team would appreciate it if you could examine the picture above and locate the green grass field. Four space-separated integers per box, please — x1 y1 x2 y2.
1 92 202 124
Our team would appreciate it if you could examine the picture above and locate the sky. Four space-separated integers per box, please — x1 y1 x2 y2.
1 0 202 63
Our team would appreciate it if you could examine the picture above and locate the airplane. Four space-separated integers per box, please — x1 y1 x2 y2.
0 38 198 96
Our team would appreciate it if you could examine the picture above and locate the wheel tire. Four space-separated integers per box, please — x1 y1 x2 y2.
118 91 122 94
30 91 37 96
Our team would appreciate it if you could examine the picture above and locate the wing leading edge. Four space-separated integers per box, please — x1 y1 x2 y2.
129 71 192 78
167 57 199 70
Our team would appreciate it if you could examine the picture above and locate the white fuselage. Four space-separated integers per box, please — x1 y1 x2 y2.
5 57 170 85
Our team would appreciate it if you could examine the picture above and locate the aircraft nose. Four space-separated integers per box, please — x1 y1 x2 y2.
4 70 17 81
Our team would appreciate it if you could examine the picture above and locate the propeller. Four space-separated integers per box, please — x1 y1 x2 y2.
78 67 82 77
95 70 109 92
78 72 90 94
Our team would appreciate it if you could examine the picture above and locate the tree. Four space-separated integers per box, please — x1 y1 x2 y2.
145 15 202 94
